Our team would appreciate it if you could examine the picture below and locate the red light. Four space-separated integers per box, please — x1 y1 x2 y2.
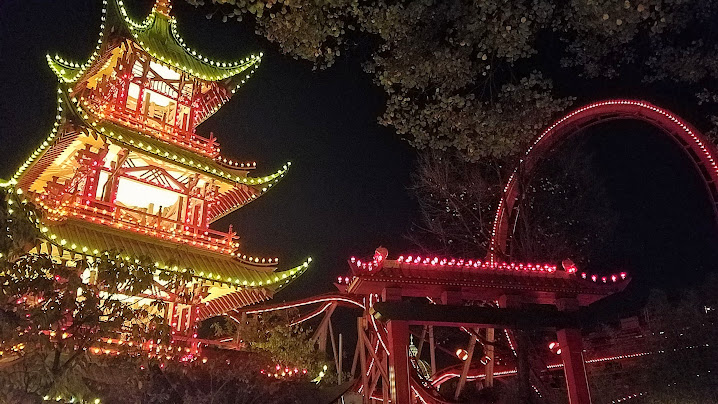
549 342 561 355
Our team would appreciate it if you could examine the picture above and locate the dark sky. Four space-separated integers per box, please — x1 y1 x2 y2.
1 0 717 309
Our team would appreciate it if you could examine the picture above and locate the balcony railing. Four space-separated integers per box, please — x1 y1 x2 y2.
82 98 220 158
49 196 237 255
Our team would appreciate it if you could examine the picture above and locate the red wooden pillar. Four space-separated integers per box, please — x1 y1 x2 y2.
386 320 411 404
557 328 592 404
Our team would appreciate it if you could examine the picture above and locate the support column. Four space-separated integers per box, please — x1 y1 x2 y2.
387 320 411 404
485 328 495 387
358 318 369 404
455 329 478 400
557 328 592 404
428 325 436 376
515 330 531 404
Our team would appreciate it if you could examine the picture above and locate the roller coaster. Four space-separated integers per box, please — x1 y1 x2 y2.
237 100 718 404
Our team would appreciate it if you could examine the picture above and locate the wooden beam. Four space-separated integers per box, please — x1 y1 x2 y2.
351 332 360 378
310 303 337 349
338 333 343 385
485 328 495 387
358 317 369 404
454 328 478 400
416 325 427 359
329 320 340 383
374 301 580 329
428 325 437 376
359 325 389 382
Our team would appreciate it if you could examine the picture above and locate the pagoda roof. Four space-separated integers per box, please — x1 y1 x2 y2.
37 216 311 291
47 0 261 85
345 250 630 306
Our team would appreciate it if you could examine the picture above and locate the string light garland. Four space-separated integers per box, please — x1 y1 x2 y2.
9 99 300 288
7 4 316 380
347 247 630 284
116 0 261 82
349 251 564 274
260 364 309 379
612 392 647 403
46 0 109 84
490 99 718 260
16 199 311 288
10 91 65 183
433 344 712 388
49 0 261 85
70 91 290 186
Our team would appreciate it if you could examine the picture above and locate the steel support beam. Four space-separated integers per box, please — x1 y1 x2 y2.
387 320 411 404
558 328 592 404
485 328 495 387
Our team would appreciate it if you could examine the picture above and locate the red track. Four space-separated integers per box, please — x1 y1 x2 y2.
490 99 718 260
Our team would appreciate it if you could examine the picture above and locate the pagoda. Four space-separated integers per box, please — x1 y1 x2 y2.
5 0 310 334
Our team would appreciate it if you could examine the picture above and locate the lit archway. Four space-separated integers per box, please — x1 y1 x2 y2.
489 100 718 261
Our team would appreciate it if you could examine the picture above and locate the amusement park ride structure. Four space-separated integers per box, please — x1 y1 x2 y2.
242 99 718 404
5 0 718 402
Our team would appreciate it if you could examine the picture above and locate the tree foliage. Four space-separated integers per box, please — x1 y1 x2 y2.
190 0 718 158
510 141 617 264
212 313 332 384
588 278 718 403
142 350 323 404
0 188 193 403
188 0 718 259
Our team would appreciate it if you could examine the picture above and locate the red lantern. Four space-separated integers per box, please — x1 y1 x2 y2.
456 349 469 361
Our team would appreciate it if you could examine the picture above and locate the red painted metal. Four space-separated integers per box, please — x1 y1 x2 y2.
489 100 718 260
387 320 411 404
345 249 627 404
558 328 592 404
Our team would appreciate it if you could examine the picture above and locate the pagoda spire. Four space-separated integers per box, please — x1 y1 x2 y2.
155 0 172 17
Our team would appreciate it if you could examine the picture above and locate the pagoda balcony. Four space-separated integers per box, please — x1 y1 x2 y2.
106 109 219 158
82 98 220 158
38 194 238 255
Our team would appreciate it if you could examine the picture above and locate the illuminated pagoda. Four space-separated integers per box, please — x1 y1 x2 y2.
6 0 311 335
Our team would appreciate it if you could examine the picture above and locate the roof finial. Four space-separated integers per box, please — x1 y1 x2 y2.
155 0 172 17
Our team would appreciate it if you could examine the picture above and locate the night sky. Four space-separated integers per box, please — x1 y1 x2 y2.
2 0 717 311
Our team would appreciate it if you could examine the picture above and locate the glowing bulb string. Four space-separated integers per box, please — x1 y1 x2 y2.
489 100 718 261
